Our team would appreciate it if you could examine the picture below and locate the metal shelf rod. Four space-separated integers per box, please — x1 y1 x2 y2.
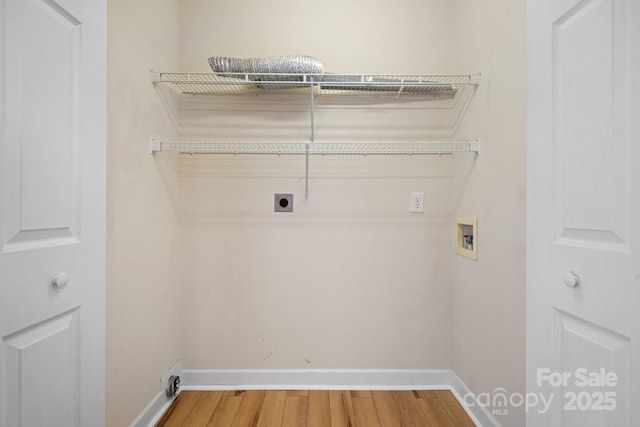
151 71 480 83
150 139 481 156
305 76 315 203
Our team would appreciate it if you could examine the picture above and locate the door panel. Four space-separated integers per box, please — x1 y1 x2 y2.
3 309 79 427
0 0 105 425
2 0 81 252
527 0 639 425
553 0 630 252
552 309 630 426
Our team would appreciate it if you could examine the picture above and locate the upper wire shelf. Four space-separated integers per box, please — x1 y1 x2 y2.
150 71 480 98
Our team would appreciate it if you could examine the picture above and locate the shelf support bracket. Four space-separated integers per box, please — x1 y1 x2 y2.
469 138 480 154
149 69 161 83
151 139 162 153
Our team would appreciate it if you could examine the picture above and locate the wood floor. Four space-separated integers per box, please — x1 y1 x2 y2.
155 389 476 426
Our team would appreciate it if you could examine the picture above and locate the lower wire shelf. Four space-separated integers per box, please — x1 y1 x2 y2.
151 139 480 156
151 138 479 203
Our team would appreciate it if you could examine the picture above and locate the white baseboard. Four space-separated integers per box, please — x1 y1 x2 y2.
133 368 499 427
129 359 182 427
128 391 173 427
181 368 455 390
449 372 502 427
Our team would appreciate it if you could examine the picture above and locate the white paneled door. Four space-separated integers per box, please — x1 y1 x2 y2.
527 0 639 426
0 0 105 426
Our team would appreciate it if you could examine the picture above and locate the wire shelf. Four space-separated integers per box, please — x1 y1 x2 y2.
151 72 479 98
151 140 480 155
150 71 481 201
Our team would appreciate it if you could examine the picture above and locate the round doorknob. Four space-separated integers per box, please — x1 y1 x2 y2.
563 271 580 288
51 272 69 288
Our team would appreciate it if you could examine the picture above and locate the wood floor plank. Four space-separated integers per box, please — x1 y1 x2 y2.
206 396 243 427
256 390 287 427
415 390 438 399
329 390 355 427
350 390 372 398
393 391 433 427
231 390 267 427
417 397 456 427
282 396 308 426
181 391 224 426
156 391 200 427
307 390 331 427
159 389 475 427
371 391 405 427
433 391 476 427
352 397 382 427
154 397 180 427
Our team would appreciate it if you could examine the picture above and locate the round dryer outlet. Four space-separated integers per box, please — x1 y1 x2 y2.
274 193 293 212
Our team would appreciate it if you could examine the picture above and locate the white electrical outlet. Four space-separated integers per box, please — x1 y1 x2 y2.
410 192 424 213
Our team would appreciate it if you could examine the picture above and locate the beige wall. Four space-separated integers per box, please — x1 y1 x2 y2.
177 0 458 370
106 0 181 425
179 0 454 73
450 0 527 426
179 156 456 369
106 0 526 424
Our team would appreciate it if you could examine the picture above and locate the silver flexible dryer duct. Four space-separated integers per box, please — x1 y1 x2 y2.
208 55 324 88
208 55 451 95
